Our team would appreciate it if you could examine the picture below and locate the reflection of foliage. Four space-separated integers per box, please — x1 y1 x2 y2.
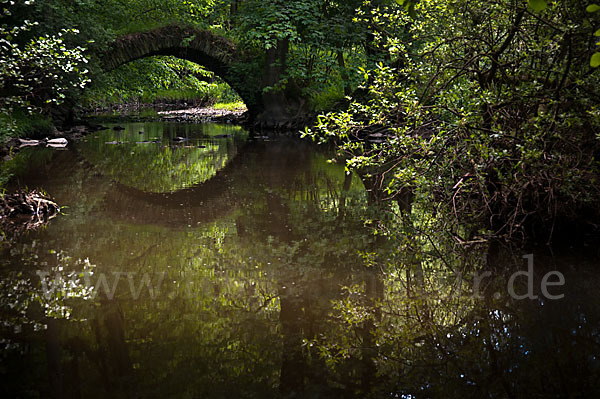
311 250 600 398
4 130 600 397
0 146 55 188
0 250 95 349
0 137 374 396
79 122 247 192
84 143 227 193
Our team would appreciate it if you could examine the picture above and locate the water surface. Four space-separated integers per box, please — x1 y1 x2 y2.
1 122 599 398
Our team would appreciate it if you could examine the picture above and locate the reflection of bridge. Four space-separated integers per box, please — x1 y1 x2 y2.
100 139 315 227
19 137 349 228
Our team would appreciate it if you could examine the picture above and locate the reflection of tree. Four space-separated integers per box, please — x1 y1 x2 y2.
0 146 55 188
3 131 600 398
78 122 247 193
2 135 369 397
314 244 600 398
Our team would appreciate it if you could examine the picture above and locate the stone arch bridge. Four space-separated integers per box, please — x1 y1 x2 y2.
100 25 308 127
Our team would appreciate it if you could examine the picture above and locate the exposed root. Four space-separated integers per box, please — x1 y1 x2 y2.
0 189 60 232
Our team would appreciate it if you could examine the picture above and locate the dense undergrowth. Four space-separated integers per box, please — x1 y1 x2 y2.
305 0 600 243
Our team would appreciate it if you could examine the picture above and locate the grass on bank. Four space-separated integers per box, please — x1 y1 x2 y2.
211 101 246 111
0 111 55 142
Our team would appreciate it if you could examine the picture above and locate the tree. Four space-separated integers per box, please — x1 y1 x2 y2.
305 0 600 241
0 0 90 136
588 3 600 67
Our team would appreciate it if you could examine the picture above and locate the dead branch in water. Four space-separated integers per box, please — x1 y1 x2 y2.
0 190 60 233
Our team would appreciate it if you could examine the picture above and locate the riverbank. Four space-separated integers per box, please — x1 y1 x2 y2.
86 102 316 131
84 104 248 125
157 104 247 124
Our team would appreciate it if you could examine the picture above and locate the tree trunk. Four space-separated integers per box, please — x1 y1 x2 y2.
258 38 308 127
260 38 291 123
337 51 352 97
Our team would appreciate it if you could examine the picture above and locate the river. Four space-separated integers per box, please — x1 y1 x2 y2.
1 121 599 398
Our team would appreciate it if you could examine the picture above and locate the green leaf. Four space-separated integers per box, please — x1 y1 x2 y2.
528 0 547 12
586 4 600 12
591 52 600 68
596 29 600 36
